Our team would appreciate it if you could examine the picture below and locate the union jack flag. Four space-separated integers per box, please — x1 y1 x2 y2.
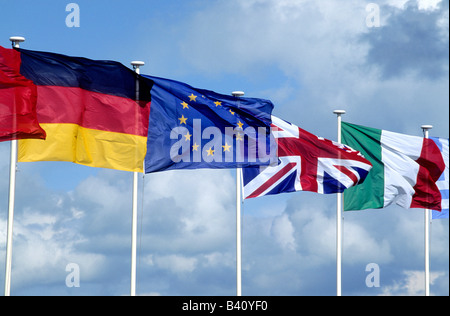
243 116 373 199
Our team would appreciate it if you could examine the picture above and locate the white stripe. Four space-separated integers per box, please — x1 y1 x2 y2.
381 130 424 208
243 156 301 198
271 116 299 139
317 158 372 194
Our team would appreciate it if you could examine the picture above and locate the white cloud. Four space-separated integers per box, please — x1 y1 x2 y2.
418 0 443 11
343 221 393 264
10 216 107 289
178 0 366 81
271 213 296 251
154 254 198 274
386 0 443 10
140 169 236 252
380 270 446 295
283 198 394 265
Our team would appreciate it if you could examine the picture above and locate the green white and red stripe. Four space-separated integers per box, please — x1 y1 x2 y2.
341 122 446 212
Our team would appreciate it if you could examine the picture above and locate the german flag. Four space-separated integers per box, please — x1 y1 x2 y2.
14 47 153 172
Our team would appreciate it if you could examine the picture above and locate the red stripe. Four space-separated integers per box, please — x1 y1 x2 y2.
36 86 150 137
248 162 297 198
0 46 46 141
334 165 358 186
411 138 446 211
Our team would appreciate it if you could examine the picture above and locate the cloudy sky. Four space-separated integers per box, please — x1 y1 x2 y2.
0 0 448 296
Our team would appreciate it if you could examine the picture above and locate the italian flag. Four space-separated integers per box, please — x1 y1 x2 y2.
341 122 445 212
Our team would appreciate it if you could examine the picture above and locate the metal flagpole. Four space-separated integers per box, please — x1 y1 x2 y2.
4 36 25 297
130 61 145 296
333 109 346 297
421 124 433 297
232 91 244 296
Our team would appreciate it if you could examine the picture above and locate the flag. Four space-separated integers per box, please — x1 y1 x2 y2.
431 137 449 219
0 46 45 142
143 75 276 173
341 122 446 212
16 47 153 172
243 116 372 199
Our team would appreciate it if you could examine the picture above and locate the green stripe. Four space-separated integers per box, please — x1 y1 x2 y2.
341 122 384 211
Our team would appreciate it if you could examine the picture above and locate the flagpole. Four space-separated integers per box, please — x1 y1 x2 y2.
4 36 25 297
232 91 244 297
130 61 145 297
333 109 346 297
421 124 433 297
4 36 26 297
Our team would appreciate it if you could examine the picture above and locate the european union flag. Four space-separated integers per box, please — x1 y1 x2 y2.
143 75 276 173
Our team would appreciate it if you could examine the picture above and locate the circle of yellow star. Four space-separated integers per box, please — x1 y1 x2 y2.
192 143 200 151
206 147 215 156
181 101 189 109
222 142 231 152
237 121 244 129
178 115 188 125
188 93 197 102
184 131 192 141
214 101 222 107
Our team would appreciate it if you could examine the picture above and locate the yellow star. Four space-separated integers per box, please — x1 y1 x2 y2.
188 93 197 102
229 109 235 115
214 101 222 107
178 115 188 125
181 101 189 109
206 147 215 156
237 121 244 129
222 142 231 152
236 132 243 141
192 143 199 151
184 131 192 141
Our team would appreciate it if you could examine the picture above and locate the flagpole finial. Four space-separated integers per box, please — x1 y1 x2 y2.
131 61 145 71
421 125 433 131
333 110 346 115
9 36 25 47
131 61 145 66
232 91 245 97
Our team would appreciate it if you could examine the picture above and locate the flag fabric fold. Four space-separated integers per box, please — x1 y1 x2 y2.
243 116 373 199
0 45 46 142
143 75 276 173
16 47 154 172
341 122 446 212
431 137 449 219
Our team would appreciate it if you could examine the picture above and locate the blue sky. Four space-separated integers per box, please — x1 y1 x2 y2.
0 0 448 296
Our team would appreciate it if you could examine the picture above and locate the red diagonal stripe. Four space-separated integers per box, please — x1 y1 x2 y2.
248 162 297 199
333 165 358 186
